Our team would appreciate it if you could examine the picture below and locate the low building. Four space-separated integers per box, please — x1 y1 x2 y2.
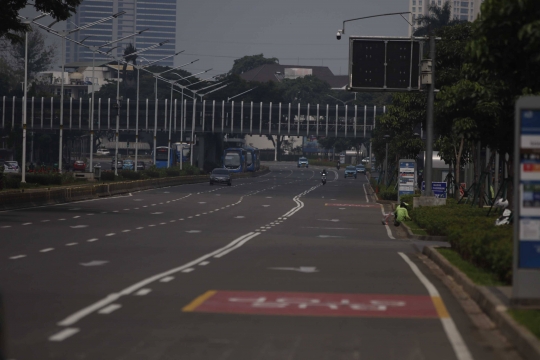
36 61 133 99
239 64 348 90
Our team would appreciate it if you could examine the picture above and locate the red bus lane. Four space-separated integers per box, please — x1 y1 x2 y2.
183 290 440 319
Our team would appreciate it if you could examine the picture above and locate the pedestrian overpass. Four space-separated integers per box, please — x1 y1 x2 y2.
2 96 384 138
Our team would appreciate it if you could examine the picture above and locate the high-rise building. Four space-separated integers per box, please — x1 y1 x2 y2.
66 0 176 66
408 0 483 36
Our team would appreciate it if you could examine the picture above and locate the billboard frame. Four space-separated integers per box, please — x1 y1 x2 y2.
347 36 424 93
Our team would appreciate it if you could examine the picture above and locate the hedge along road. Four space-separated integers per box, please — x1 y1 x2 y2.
0 164 512 359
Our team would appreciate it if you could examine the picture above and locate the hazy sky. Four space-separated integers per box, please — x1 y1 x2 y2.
23 0 409 77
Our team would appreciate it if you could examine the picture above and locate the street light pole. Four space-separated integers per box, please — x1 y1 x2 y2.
384 134 390 186
21 23 29 183
424 34 436 197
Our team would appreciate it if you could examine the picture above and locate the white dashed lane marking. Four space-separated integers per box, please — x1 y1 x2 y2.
98 304 122 314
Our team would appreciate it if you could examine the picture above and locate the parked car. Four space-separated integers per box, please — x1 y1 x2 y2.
96 148 110 156
111 159 123 170
136 161 145 171
344 166 357 179
355 164 366 174
122 159 134 170
72 160 86 172
297 157 309 168
3 161 20 173
209 168 231 186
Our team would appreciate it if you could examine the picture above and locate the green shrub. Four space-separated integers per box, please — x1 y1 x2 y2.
5 176 20 189
144 165 161 178
100 171 116 181
165 168 181 177
120 170 141 180
411 199 513 283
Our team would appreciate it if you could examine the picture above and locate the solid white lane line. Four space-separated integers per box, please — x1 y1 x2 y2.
65 243 78 246
379 204 395 240
49 328 80 342
135 288 152 296
363 183 370 203
98 304 122 314
10 255 26 259
160 276 174 283
181 268 194 273
40 248 54 253
87 238 98 242
398 252 473 360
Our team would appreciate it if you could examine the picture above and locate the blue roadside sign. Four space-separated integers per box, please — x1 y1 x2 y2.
422 181 447 199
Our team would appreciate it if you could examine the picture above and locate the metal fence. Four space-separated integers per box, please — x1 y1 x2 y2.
1 96 384 138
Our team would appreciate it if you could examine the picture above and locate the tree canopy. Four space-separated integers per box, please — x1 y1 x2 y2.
1 0 82 44
229 54 278 75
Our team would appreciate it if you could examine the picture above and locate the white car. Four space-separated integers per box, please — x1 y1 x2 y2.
4 161 20 173
96 148 110 156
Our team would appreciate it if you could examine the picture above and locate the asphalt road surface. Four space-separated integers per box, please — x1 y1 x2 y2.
0 164 518 359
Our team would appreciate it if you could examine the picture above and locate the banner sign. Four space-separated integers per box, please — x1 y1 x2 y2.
398 159 416 201
513 96 540 301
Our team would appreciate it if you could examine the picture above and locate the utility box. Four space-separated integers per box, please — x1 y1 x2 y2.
421 59 433 85
94 164 102 180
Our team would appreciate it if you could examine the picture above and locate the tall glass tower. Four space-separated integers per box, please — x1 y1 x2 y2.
66 0 176 66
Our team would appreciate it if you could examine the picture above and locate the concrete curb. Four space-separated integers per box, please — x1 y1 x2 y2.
423 246 540 360
0 168 270 211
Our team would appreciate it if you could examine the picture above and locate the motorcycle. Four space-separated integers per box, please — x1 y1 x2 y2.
322 175 327 185
494 199 512 226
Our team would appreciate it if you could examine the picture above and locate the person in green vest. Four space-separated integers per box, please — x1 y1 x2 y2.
394 201 411 226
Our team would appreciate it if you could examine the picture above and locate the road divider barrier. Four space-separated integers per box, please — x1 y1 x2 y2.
0 168 270 211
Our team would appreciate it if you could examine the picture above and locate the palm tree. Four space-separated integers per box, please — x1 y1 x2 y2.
122 43 137 98
413 2 463 36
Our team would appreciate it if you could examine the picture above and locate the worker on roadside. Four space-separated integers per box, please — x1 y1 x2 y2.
393 201 411 226
382 201 411 226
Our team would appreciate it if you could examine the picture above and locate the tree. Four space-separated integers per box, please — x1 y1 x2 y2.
0 56 17 95
230 54 278 75
121 43 137 99
466 0 540 207
278 75 331 105
8 25 55 77
1 0 82 44
413 3 463 36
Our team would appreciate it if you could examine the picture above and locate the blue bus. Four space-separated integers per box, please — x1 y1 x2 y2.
223 148 247 173
154 146 178 168
244 146 260 172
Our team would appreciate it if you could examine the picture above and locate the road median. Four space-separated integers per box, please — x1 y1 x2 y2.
0 168 270 211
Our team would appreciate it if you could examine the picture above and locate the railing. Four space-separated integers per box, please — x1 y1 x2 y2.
1 96 384 138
